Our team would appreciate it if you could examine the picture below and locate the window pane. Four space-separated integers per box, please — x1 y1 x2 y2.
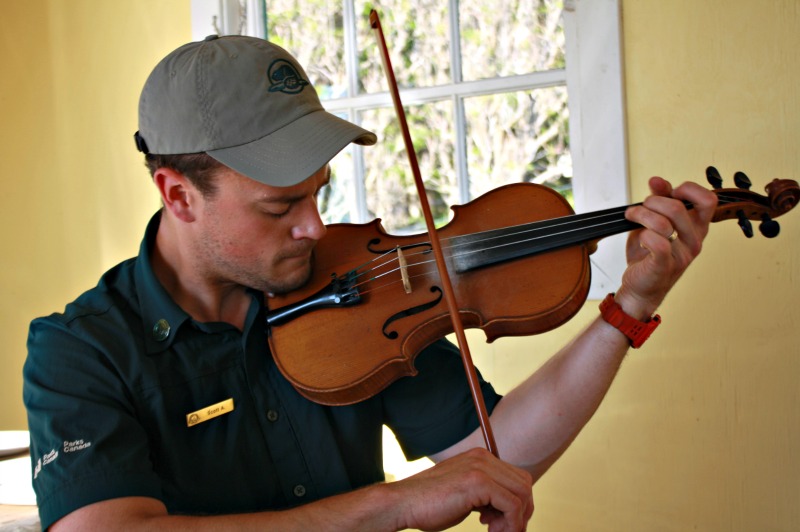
321 146 357 224
359 100 457 233
459 0 565 81
465 87 571 202
356 0 451 92
266 1 348 99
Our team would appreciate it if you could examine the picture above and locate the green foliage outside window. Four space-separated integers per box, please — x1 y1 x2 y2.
267 0 569 233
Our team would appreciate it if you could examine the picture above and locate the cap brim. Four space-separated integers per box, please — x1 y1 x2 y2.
207 110 377 187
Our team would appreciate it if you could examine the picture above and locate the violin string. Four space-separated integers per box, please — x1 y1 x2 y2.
349 206 630 281
350 248 401 277
442 206 633 258
352 206 630 284
441 190 747 260
373 193 745 272
345 193 748 293
347 212 624 295
355 269 435 296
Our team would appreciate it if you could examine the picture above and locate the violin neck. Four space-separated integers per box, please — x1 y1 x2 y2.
451 201 677 273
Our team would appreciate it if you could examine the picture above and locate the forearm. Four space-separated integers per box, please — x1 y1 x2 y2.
490 313 632 480
435 178 716 481
51 484 404 532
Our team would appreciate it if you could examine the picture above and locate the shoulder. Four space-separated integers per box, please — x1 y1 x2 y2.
27 257 142 359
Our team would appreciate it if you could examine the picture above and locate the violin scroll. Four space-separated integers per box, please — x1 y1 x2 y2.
766 178 800 214
706 166 799 238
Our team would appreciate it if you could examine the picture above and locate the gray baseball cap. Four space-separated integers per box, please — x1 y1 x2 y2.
134 35 377 187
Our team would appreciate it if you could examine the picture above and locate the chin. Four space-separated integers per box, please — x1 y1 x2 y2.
268 262 313 295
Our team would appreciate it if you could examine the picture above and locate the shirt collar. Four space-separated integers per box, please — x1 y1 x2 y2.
134 211 265 355
135 211 193 355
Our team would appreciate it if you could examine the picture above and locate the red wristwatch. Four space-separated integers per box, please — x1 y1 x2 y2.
599 293 661 348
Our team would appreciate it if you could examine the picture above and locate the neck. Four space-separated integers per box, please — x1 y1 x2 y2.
151 213 252 330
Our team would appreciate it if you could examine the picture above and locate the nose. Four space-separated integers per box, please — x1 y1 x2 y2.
292 200 327 241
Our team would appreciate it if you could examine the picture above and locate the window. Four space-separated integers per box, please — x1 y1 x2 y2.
191 0 627 298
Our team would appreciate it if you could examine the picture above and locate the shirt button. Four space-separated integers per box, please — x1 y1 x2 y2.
152 319 171 341
293 484 306 498
266 410 279 422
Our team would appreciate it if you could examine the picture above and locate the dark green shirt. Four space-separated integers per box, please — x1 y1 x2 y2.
24 212 501 529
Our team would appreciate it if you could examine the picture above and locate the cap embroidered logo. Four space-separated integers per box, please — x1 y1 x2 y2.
267 59 309 94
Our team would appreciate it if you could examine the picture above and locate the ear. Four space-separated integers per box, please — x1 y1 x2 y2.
153 168 199 223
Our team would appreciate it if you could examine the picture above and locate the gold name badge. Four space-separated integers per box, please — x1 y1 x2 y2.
186 398 234 427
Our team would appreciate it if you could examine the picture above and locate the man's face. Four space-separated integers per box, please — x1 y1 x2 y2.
191 165 330 295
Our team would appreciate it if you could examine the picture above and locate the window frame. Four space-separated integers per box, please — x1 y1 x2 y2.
190 0 628 298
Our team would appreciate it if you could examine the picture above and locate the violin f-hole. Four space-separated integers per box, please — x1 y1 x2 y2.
382 286 443 339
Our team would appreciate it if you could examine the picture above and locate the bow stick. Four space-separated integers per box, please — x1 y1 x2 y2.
369 9 499 457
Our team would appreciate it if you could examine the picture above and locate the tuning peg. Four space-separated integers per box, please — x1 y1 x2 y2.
706 166 723 189
736 210 754 238
759 214 780 238
733 171 752 190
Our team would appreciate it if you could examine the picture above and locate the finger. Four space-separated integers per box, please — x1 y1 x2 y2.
646 176 717 227
465 451 534 531
474 485 532 532
634 228 677 278
653 181 716 256
626 198 680 244
646 175 674 197
632 184 708 252
465 448 534 494
479 505 530 532
670 181 719 240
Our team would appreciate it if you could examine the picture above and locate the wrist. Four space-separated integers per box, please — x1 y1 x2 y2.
610 290 657 321
370 481 407 532
599 292 661 349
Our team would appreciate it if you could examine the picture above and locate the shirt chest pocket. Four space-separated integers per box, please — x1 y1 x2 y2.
133 344 282 513
135 334 252 435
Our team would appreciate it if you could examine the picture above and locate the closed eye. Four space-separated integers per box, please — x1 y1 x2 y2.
264 206 291 218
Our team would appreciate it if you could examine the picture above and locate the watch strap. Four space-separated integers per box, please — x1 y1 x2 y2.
599 293 661 348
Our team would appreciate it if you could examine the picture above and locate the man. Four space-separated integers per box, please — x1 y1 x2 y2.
24 35 717 531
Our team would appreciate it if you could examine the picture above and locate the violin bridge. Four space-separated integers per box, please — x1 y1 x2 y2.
396 246 412 294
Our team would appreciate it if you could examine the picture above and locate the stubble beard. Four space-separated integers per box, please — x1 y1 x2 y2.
262 257 314 295
242 242 317 296
199 225 316 296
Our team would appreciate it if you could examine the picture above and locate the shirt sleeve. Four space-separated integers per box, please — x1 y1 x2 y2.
380 338 502 460
24 315 163 530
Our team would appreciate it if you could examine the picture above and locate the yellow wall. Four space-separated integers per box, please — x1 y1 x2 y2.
467 1 800 530
0 1 190 428
2 1 798 531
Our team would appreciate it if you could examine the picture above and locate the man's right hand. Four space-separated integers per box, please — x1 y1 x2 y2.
387 447 534 532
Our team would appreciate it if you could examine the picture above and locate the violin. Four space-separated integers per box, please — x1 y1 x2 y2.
266 170 799 405
266 11 799 456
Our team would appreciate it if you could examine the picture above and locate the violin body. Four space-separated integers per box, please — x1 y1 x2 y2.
268 183 590 405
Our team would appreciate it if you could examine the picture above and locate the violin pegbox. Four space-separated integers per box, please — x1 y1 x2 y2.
705 166 799 239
